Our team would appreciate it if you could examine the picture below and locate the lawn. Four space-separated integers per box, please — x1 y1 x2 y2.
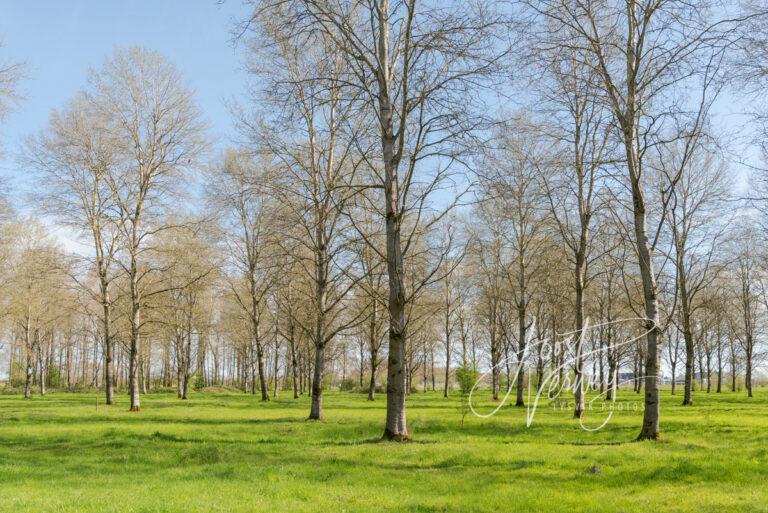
0 387 767 512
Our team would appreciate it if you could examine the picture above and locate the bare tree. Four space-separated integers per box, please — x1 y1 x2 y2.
210 149 282 401
88 47 205 411
0 37 23 127
4 221 70 399
243 0 509 440
732 225 761 398
479 123 551 408
467 200 507 401
241 24 369 419
534 49 612 418
350 224 388 401
663 144 730 405
26 94 123 405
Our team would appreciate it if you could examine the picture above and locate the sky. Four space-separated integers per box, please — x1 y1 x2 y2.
0 0 252 215
0 0 759 234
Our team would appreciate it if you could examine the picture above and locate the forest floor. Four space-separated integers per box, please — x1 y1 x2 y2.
0 387 767 512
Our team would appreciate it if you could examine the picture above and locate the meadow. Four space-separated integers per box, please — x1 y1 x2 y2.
1 387 767 512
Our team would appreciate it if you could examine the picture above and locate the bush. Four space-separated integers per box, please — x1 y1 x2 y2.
355 384 385 395
46 364 63 388
455 365 480 428
192 373 206 392
455 366 479 396
9 362 26 388
339 378 357 392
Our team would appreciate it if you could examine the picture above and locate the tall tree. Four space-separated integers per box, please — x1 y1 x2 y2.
210 149 281 401
663 144 730 405
245 0 509 440
89 47 205 411
243 24 367 420
26 94 122 405
732 225 760 398
535 50 611 418
479 124 550 408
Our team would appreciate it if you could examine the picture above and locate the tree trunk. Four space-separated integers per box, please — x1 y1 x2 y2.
256 345 268 401
368 349 378 401
376 0 409 441
24 324 33 399
682 329 694 405
128 336 140 412
103 302 114 405
670 362 676 395
716 358 723 393
290 329 299 399
516 300 527 408
309 343 325 420
705 351 711 394
273 335 280 399
745 341 753 398
430 349 436 391
443 339 451 398
37 334 46 396
628 146 661 440
182 330 192 400
128 253 141 412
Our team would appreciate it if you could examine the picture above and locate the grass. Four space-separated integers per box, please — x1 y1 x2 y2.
1 386 767 512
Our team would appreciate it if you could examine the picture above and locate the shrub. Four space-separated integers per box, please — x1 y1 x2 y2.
339 378 357 392
455 365 480 428
46 364 63 388
9 362 26 388
192 373 206 392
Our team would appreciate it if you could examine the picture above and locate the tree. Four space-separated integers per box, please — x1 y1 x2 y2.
479 123 551 408
242 23 368 419
156 225 218 399
732 225 760 398
663 144 730 405
89 47 205 411
26 93 122 405
210 149 282 401
435 229 463 398
468 201 506 401
245 0 509 440
4 222 70 399
0 37 22 128
534 50 612 417
350 223 388 401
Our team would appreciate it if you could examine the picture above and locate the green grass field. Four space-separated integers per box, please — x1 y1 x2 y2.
1 387 767 512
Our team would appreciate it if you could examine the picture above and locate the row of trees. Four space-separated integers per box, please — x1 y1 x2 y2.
1 1 767 442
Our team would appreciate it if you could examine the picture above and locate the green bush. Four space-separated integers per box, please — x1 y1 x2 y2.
9 362 26 388
455 365 480 428
192 373 206 392
46 364 63 388
455 366 479 396
339 378 357 392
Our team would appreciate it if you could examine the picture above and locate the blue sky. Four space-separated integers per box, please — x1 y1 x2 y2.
0 0 757 214
0 0 252 212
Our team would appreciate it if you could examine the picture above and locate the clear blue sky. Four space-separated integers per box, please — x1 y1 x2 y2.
0 0 252 211
0 0 757 209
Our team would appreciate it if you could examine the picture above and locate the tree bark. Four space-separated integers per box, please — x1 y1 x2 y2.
289 328 299 399
103 297 114 405
368 349 378 401
516 299 527 408
309 343 325 420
